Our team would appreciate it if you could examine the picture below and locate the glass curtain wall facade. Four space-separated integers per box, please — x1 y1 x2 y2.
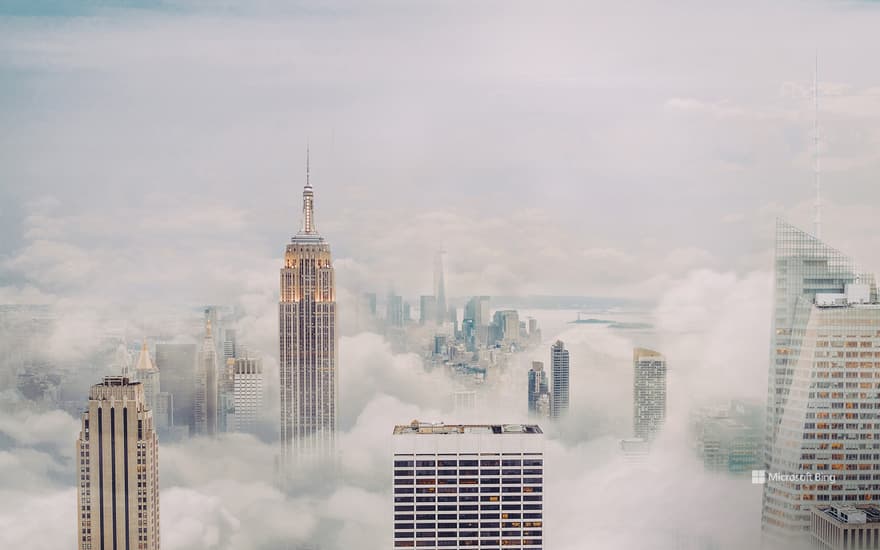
762 220 879 544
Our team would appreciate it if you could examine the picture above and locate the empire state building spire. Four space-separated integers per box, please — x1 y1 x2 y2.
280 145 338 468
300 146 317 235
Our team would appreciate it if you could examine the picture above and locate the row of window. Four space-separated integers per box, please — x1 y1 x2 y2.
393 539 542 547
395 521 542 528
395 478 542 485
395 460 543 467
395 510 542 520
395 531 542 538
395 470 542 476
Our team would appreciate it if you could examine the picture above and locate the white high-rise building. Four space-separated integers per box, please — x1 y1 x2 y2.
633 348 666 442
762 220 880 545
279 153 337 463
550 340 569 419
392 421 545 550
233 356 264 433
76 376 160 550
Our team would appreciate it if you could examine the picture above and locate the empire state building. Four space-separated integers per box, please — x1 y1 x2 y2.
279 154 337 464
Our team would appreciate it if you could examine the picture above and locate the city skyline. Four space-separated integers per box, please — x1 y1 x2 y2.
4 2 880 550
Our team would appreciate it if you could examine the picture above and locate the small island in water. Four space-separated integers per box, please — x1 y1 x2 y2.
569 312 653 330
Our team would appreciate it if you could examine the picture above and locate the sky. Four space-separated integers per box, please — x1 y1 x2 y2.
2 0 880 306
2 0 880 549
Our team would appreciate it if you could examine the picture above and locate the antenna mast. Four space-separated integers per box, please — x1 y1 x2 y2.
814 54 822 239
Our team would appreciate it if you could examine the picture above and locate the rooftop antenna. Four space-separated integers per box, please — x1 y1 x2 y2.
306 140 311 188
814 53 822 239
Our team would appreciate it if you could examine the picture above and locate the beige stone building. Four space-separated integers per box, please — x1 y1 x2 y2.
279 154 337 465
76 376 160 550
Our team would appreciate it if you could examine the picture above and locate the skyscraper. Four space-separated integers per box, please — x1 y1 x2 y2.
550 340 569 419
131 339 173 432
528 361 549 416
232 356 264 433
762 220 879 544
218 358 235 433
194 315 218 436
279 154 337 463
433 250 447 325
222 328 237 360
115 343 132 379
386 293 405 328
155 343 196 435
76 376 160 550
492 310 520 348
392 421 545 550
134 340 159 415
420 295 437 325
464 296 490 349
632 348 666 442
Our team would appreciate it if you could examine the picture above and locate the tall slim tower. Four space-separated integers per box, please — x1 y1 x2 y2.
433 250 447 324
194 315 218 436
550 340 570 419
279 151 337 463
632 348 666 442
76 376 160 550
134 339 159 414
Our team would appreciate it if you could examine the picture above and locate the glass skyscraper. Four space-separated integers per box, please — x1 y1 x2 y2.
550 340 569 419
762 220 879 544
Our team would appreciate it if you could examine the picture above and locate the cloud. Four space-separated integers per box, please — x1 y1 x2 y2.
2 1 880 549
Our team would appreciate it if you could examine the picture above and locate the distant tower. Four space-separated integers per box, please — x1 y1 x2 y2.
632 348 666 441
155 343 197 435
132 338 172 432
218 358 235 433
194 315 218 436
550 340 570 419
232 356 264 433
76 376 160 550
115 343 132 378
134 339 159 413
528 361 549 416
433 250 447 324
419 295 437 325
279 149 338 464
386 292 405 328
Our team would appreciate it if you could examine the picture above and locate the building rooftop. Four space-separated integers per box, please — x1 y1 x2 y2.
814 505 880 525
393 420 543 435
100 376 138 387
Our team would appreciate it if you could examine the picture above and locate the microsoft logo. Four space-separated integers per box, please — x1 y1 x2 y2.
752 470 766 484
